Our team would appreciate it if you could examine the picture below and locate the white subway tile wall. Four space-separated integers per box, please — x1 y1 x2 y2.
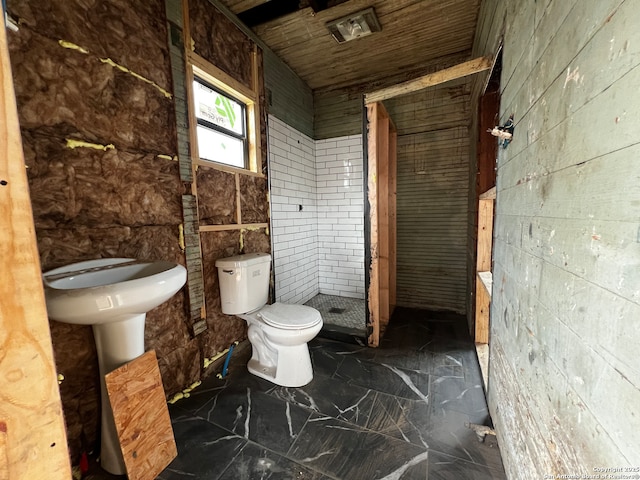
268 116 319 304
268 115 365 303
315 135 365 299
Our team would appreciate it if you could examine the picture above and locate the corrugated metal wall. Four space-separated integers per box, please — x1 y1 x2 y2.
384 78 471 313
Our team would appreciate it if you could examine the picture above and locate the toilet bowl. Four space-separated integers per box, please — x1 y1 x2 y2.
242 303 322 387
215 253 323 387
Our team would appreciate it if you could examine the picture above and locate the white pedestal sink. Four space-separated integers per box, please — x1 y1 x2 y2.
43 258 187 475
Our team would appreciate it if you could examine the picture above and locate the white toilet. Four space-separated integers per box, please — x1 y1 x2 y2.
215 253 323 387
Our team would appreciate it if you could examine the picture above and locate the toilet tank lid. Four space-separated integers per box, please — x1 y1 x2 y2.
215 252 271 269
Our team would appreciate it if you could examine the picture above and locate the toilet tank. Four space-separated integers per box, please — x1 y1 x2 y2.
215 253 271 315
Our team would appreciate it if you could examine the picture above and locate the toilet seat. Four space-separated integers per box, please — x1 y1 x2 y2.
258 303 322 329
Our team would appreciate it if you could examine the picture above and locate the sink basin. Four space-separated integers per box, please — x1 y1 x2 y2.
43 258 186 475
43 258 186 324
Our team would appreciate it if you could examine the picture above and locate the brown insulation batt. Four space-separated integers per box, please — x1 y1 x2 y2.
157 339 202 397
189 0 253 89
7 0 172 95
200 230 247 356
23 132 183 229
240 175 269 224
37 225 184 271
9 29 176 154
50 321 100 462
242 228 271 254
145 292 191 360
196 166 237 225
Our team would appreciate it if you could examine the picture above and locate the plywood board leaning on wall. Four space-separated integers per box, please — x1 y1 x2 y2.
0 18 71 479
105 351 177 480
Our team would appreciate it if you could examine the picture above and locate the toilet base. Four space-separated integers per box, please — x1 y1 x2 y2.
247 342 313 387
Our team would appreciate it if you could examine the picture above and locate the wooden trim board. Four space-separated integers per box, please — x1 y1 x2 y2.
367 103 380 346
476 197 495 272
0 19 72 479
199 222 268 232
475 272 491 344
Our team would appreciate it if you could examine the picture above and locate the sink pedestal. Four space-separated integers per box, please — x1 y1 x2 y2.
42 258 187 476
93 314 146 475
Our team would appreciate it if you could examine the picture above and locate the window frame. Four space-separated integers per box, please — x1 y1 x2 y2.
187 55 261 175
193 76 248 169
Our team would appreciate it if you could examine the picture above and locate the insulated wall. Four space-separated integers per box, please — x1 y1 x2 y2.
6 0 270 461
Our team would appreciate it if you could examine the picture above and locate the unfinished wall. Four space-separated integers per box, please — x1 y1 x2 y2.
7 0 268 462
385 79 472 313
471 0 640 476
6 0 190 459
187 0 270 360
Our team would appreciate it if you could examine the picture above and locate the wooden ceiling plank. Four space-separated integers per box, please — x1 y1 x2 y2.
365 56 492 104
224 0 271 14
270 23 478 88
219 0 482 91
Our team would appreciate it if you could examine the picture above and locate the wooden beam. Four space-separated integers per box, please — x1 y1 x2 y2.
194 159 265 178
367 101 396 346
248 44 262 173
475 272 492 344
378 113 390 328
365 56 493 104
367 103 380 347
0 21 72 479
476 198 495 271
199 223 268 232
388 124 397 315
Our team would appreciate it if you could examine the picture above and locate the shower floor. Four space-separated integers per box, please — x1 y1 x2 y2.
304 293 366 337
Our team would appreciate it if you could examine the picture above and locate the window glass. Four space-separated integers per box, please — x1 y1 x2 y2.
192 77 247 168
193 80 244 135
196 125 245 168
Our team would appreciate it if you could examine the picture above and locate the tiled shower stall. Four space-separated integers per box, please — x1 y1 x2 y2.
268 115 366 331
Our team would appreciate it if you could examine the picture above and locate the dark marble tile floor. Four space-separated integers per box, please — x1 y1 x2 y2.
85 308 506 479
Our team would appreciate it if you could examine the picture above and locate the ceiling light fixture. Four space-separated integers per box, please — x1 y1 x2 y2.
326 7 381 44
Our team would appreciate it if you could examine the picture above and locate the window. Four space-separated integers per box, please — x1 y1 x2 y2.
193 77 247 169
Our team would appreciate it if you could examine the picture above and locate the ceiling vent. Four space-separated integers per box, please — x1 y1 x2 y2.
326 7 381 44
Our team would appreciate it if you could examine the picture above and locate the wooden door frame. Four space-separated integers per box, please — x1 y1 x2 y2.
473 47 502 345
473 46 502 391
365 101 397 347
0 18 72 478
364 57 494 347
